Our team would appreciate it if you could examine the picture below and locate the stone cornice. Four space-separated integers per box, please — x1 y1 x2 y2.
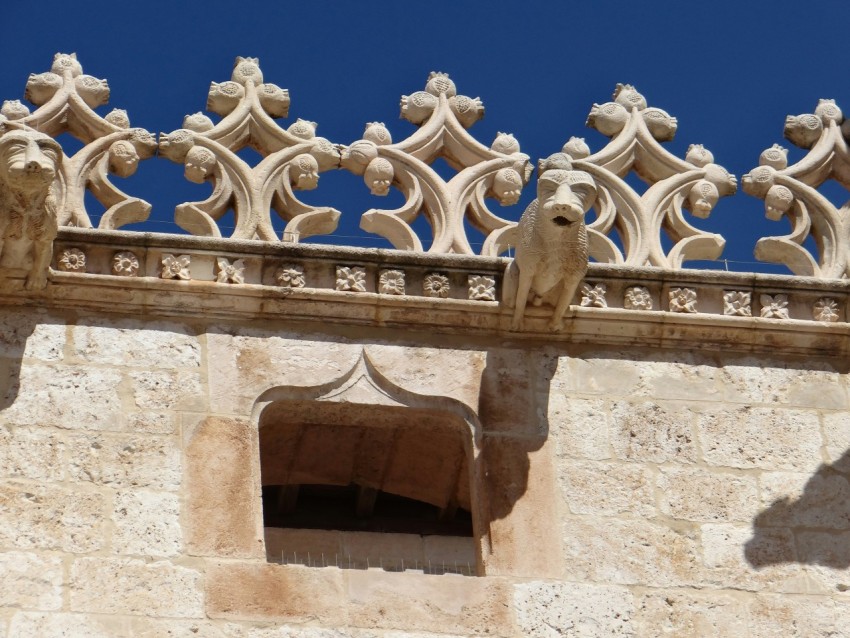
0 227 843 358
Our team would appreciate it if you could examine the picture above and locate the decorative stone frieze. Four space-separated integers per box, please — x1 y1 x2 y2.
215 257 245 284
814 297 839 322
580 283 607 308
274 264 304 289
378 269 405 295
160 254 191 280
624 286 652 310
723 291 752 317
112 251 139 277
468 275 496 301
57 248 86 273
760 293 789 319
335 266 366 292
668 287 697 313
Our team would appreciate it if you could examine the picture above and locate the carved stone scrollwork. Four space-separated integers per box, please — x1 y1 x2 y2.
340 72 532 255
567 84 736 268
743 99 850 278
1 53 156 231
159 57 341 242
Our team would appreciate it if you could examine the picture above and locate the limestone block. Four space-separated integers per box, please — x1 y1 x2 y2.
553 353 641 397
633 590 749 637
634 354 721 402
658 467 759 523
610 401 698 464
70 557 203 617
185 417 262 558
759 471 850 529
0 481 105 552
698 407 821 472
559 460 654 517
0 364 122 430
205 562 346 623
549 396 610 461
0 425 64 481
67 433 180 490
746 594 846 637
124 410 176 435
562 517 702 587
0 310 65 361
720 358 847 408
72 318 200 368
701 524 812 594
112 490 182 557
513 581 635 637
478 349 541 435
822 412 850 472
8 612 125 638
346 570 513 636
0 552 62 610
129 369 205 411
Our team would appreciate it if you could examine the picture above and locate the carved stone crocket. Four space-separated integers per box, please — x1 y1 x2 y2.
507 154 597 331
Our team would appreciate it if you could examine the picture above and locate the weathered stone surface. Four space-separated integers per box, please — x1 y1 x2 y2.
0 310 65 361
822 412 850 472
610 401 698 464
550 396 610 460
746 593 848 637
185 416 262 558
205 563 346 623
559 460 654 517
8 612 125 638
124 410 176 435
70 557 203 617
0 552 62 610
112 490 182 557
129 369 205 411
633 353 722 403
720 358 847 408
698 407 822 472
346 570 513 636
0 481 104 552
553 353 641 397
67 433 180 490
759 471 850 529
658 467 759 523
634 590 749 637
72 318 200 368
0 426 64 481
1 364 122 430
514 581 635 637
563 517 701 587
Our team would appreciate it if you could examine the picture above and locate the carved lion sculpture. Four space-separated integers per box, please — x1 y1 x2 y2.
0 129 63 290
506 155 597 332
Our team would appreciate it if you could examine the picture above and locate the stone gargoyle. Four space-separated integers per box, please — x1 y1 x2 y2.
505 154 597 331
0 127 63 290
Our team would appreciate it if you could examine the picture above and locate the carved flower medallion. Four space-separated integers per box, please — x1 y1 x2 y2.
275 265 305 289
423 273 450 298
216 257 246 284
668 287 697 313
723 291 752 317
468 275 496 301
161 254 191 280
760 293 789 319
624 286 652 310
336 266 366 292
57 248 86 273
379 269 405 295
112 251 140 277
580 283 607 308
813 297 839 323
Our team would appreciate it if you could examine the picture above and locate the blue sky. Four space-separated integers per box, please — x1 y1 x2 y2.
2 0 849 274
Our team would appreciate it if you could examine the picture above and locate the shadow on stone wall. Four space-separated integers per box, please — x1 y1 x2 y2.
0 313 48 413
746 449 850 568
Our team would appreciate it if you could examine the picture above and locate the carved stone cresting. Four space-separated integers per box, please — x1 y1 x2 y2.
275 264 304 288
723 291 752 317
0 128 63 288
505 156 597 331
340 72 532 255
760 293 789 319
216 257 245 284
580 283 607 308
572 84 736 268
743 99 850 278
336 266 366 292
669 287 697 313
161 254 191 280
814 297 839 322
112 251 139 277
159 57 341 242
1 53 156 231
423 273 450 298
624 286 652 310
378 269 405 295
468 275 496 301
57 247 86 272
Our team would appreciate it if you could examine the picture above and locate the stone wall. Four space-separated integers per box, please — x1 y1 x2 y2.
0 304 848 637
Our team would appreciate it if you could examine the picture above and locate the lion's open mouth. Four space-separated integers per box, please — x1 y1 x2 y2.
552 216 571 226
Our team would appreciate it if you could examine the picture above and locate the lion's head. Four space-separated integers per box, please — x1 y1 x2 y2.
0 129 63 200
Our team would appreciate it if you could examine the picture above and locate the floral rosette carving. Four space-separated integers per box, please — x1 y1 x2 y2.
336 266 366 292
423 273 450 298
216 257 245 284
57 247 86 272
723 291 752 317
340 72 532 256
624 286 652 310
580 283 607 308
743 99 850 279
1 53 157 230
378 269 405 295
813 297 839 322
112 251 140 277
158 57 341 242
275 265 304 289
668 287 697 313
161 254 191 280
546 84 736 268
760 294 789 319
468 275 496 301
